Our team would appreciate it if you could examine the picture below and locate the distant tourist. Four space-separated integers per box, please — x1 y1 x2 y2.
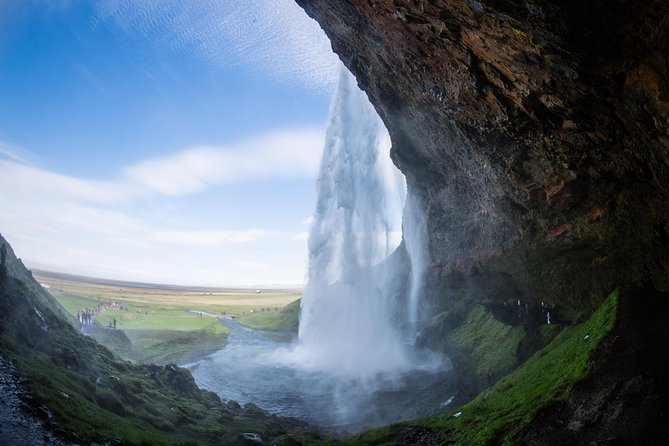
487 369 493 387
113 317 117 329
546 310 551 325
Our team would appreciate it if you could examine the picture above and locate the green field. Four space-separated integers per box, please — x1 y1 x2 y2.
43 275 301 365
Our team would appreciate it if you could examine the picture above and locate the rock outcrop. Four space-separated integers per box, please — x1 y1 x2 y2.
297 0 669 310
296 0 669 442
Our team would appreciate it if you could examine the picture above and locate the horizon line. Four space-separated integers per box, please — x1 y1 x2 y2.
31 268 304 293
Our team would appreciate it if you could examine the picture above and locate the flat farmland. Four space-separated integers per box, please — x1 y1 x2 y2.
36 273 301 315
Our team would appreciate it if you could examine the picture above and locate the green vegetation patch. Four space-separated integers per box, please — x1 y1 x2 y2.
449 305 526 377
236 298 301 333
124 329 227 365
345 289 619 445
1 271 314 446
50 291 230 365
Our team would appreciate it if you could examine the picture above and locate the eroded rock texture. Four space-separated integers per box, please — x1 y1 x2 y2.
297 0 669 312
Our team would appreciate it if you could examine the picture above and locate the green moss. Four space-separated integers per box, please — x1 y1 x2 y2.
341 289 619 445
450 305 525 377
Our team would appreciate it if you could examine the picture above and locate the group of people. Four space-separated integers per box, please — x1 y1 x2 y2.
501 298 557 326
76 308 95 326
249 307 279 313
76 299 125 328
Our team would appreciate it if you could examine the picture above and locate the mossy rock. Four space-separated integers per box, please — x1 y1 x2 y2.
449 305 526 377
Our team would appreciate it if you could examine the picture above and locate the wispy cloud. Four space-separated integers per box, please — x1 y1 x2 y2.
124 127 323 196
0 139 41 165
93 0 339 91
0 159 133 205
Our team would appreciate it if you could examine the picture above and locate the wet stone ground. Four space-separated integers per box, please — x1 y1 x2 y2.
0 355 74 446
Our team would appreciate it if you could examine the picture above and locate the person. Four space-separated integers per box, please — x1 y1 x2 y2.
546 310 551 325
113 317 117 329
487 369 494 387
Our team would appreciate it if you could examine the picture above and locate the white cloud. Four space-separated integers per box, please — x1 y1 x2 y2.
0 159 133 205
148 229 272 246
124 127 324 196
302 215 314 226
94 0 339 91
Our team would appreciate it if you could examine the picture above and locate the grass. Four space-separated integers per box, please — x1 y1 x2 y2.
38 273 301 314
342 289 620 445
235 298 301 332
51 291 228 332
44 276 301 364
1 268 316 446
449 305 526 377
3 250 621 445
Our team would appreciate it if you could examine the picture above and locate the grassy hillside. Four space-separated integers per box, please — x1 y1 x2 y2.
339 289 619 445
235 298 301 332
0 238 318 445
0 233 624 445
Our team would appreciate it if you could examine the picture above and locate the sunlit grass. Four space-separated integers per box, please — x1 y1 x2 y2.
235 298 301 332
48 279 301 364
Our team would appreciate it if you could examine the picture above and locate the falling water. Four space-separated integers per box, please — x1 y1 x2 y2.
289 66 412 378
403 191 428 335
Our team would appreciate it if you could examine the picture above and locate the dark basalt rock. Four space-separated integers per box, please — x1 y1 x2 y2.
297 0 669 309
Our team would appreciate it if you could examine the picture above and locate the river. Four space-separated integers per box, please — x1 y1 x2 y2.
187 317 455 436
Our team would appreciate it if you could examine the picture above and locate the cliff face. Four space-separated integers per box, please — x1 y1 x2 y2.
297 0 669 311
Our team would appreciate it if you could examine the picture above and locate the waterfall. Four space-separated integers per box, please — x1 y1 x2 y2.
292 66 410 378
191 66 450 433
403 191 428 335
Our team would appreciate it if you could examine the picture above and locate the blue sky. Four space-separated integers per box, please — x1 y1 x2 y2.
0 0 341 286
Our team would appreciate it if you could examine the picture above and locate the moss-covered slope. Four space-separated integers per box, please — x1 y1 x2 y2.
340 289 619 445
